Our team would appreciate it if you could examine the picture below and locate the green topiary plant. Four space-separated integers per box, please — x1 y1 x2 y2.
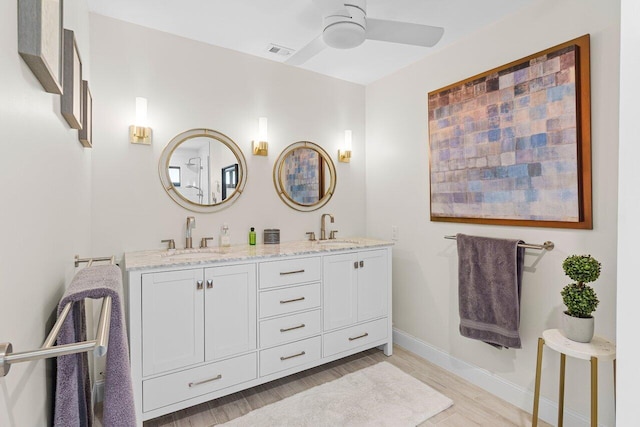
561 254 601 318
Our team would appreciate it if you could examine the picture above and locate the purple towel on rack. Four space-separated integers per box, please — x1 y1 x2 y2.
54 264 136 427
456 234 524 349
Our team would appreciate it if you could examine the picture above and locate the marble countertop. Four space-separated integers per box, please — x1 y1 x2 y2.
124 237 393 270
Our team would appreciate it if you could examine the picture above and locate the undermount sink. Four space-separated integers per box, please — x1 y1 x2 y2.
161 248 221 259
316 239 360 246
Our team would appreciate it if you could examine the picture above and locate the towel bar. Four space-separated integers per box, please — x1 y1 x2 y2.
0 255 115 377
444 235 554 251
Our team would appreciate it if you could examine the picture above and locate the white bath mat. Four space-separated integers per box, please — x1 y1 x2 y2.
219 361 454 426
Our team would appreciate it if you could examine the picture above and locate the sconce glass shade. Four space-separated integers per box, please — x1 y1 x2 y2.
338 129 352 163
130 97 152 145
252 117 268 156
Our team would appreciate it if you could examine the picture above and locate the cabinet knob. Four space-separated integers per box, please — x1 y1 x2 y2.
196 280 203 290
354 262 359 269
359 260 364 268
206 279 213 289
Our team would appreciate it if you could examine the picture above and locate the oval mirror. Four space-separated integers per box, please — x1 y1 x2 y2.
159 128 247 213
273 141 336 212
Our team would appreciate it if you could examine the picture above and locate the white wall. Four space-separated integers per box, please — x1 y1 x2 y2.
88 15 366 257
0 0 92 425
366 0 619 424
616 0 640 422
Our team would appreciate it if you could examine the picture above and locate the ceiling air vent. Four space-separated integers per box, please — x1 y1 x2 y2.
266 43 294 57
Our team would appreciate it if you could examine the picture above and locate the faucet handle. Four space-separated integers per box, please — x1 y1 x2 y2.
200 237 214 248
306 232 316 241
329 230 338 240
161 239 176 250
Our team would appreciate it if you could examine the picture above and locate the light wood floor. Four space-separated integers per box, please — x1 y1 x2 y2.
97 345 550 427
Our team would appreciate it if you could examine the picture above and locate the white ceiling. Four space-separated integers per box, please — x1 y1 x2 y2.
87 0 539 85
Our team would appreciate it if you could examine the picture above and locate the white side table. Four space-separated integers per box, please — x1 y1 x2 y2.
532 329 616 427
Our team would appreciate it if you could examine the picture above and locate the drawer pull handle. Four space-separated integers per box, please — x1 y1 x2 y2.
280 351 306 361
280 269 305 276
348 332 369 341
280 296 305 304
280 323 306 333
188 374 222 388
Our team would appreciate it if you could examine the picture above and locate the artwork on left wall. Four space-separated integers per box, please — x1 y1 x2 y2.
78 80 92 147
18 0 64 94
61 29 83 130
428 34 592 229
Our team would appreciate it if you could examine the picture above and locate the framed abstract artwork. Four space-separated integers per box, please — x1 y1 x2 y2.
61 29 83 129
428 34 592 229
78 80 92 147
18 0 64 94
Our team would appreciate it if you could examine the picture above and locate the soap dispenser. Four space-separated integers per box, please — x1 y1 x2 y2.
219 224 231 247
249 227 256 245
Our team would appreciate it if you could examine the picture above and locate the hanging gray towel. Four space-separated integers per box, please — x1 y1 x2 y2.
54 264 136 427
456 233 524 349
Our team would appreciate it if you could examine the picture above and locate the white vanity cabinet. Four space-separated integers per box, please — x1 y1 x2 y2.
322 249 390 358
140 264 256 377
323 249 388 330
125 239 392 426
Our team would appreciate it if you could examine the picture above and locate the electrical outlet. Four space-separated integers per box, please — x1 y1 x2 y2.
392 226 399 241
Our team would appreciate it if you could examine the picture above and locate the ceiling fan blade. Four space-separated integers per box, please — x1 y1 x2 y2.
366 18 444 47
285 35 327 66
312 0 349 17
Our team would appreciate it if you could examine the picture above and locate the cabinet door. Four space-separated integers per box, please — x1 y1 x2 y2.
204 264 257 361
323 252 358 331
357 250 388 322
142 269 204 376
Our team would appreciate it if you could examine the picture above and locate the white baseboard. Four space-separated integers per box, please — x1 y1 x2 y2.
93 379 105 404
392 328 600 427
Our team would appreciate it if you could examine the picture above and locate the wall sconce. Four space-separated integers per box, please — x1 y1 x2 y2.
252 117 268 156
129 97 152 145
338 130 352 163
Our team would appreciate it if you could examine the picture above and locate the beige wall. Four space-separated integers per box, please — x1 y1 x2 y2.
0 0 92 425
616 0 640 423
88 15 367 258
365 0 619 424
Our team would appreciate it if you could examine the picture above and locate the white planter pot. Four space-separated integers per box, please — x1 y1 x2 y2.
561 311 594 343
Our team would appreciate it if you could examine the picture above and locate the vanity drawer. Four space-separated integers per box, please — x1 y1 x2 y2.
142 353 256 412
259 257 321 289
260 282 321 318
260 309 321 348
259 336 321 377
323 318 388 358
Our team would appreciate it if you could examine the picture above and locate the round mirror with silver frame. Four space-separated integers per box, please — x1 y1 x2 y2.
159 128 247 213
273 141 336 212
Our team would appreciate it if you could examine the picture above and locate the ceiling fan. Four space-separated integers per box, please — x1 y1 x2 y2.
286 0 445 65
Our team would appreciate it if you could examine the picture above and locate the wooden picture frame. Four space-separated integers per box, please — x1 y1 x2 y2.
61 29 82 129
18 0 64 94
428 35 592 229
78 80 92 147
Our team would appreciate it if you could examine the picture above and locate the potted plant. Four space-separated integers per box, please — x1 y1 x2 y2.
560 254 601 342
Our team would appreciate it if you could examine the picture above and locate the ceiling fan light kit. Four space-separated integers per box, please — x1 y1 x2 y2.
286 0 445 65
323 1 366 49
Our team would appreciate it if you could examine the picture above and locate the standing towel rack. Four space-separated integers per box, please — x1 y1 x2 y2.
0 255 115 377
444 235 555 251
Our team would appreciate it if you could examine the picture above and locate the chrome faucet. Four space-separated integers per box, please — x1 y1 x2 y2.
185 216 196 249
320 213 334 240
